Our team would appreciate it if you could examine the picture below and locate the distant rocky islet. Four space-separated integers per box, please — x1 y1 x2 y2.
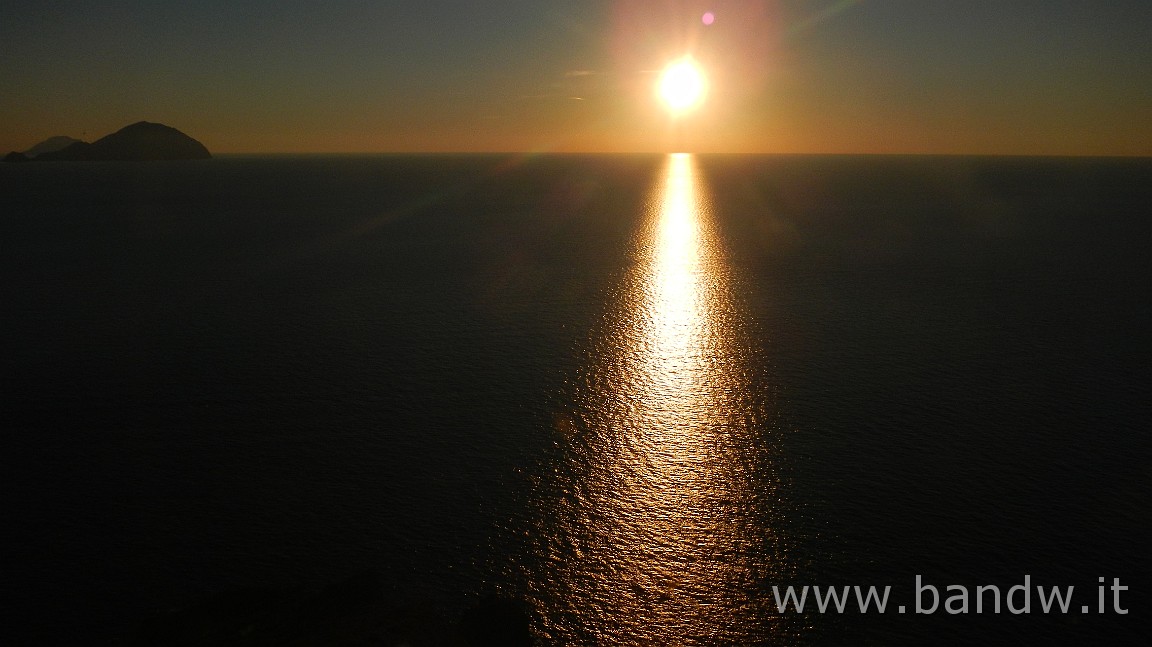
4 122 210 162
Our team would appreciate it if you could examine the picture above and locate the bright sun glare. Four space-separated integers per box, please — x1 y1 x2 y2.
659 57 707 115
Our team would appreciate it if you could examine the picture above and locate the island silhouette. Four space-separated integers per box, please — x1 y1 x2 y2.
5 122 210 162
20 135 84 158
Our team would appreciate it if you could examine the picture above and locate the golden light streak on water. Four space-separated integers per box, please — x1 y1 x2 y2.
529 154 797 645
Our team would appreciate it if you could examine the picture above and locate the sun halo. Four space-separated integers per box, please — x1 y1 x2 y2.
658 57 707 115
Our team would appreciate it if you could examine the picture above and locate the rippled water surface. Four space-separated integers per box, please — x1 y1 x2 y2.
2 154 1149 645
523 155 798 644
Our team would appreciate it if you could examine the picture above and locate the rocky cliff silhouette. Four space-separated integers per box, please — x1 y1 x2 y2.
9 122 210 161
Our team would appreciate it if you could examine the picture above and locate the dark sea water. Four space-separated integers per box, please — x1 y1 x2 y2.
2 154 1149 645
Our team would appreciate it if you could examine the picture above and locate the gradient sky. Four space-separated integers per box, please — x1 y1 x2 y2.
2 0 1150 154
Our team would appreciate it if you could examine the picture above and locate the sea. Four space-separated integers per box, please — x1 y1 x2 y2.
2 154 1149 645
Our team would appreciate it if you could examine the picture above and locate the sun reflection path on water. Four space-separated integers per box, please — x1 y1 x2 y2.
530 154 798 645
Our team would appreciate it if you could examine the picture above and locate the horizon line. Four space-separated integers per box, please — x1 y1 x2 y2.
205 150 1152 159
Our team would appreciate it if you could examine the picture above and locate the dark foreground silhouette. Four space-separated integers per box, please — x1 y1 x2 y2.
130 571 532 647
5 122 210 162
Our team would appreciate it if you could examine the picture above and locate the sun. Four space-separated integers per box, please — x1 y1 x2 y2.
658 57 707 115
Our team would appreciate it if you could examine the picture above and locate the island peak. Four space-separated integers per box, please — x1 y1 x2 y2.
8 122 210 162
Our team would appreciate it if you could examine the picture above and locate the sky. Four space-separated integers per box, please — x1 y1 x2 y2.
2 0 1150 154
